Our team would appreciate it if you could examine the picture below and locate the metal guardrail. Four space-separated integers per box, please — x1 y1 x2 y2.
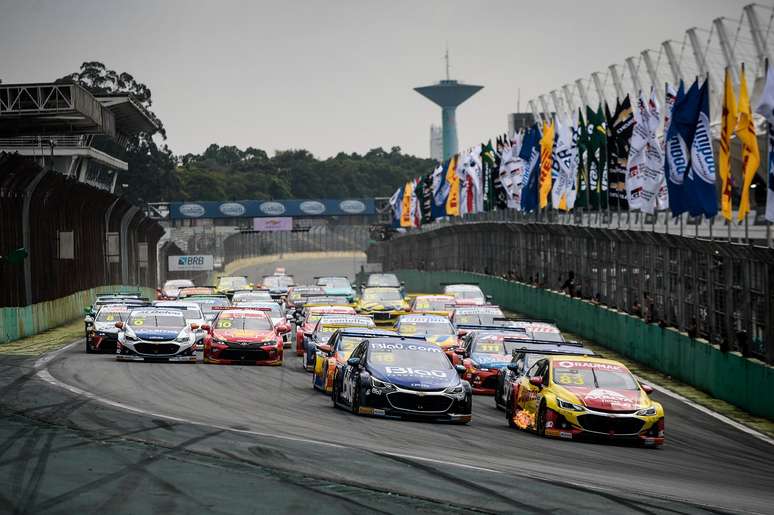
368 221 774 364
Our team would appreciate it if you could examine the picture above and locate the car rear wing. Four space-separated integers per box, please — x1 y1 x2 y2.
511 346 594 358
496 316 558 325
212 306 272 312
439 282 480 286
456 324 527 332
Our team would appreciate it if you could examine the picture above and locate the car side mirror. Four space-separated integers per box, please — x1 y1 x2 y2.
317 343 331 353
507 363 520 372
347 357 361 367
457 329 468 337
190 323 199 330
278 323 291 334
529 376 543 387
400 281 405 286
200 324 211 332
454 364 466 374
114 322 124 329
84 316 94 324
453 347 466 356
641 384 654 395
486 295 493 301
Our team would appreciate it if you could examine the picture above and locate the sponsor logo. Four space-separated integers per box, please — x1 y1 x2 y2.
300 201 326 215
219 202 246 216
179 203 206 217
339 199 366 214
260 202 286 215
384 366 448 378
559 431 573 439
557 361 624 371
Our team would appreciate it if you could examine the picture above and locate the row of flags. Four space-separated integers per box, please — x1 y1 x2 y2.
391 64 774 228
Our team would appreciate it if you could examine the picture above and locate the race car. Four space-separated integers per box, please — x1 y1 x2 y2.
274 267 286 275
495 341 594 409
316 276 356 302
202 307 290 365
509 320 566 342
84 292 148 318
409 295 456 317
153 300 207 349
355 287 409 325
185 295 231 323
331 336 472 423
363 273 402 289
505 356 664 446
305 295 354 308
450 305 505 331
285 285 326 311
295 305 357 355
311 328 401 393
215 276 252 298
394 314 458 353
235 301 292 347
115 307 198 362
178 286 217 299
443 284 490 306
261 274 295 300
85 304 131 353
156 279 194 300
302 314 376 371
456 330 535 394
232 290 273 304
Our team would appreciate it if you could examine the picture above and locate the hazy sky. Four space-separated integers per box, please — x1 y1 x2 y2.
0 0 753 158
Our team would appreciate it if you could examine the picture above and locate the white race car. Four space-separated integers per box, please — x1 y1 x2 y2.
116 307 198 362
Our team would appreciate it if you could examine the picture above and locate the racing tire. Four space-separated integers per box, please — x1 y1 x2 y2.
350 380 360 415
506 399 518 428
536 402 547 437
494 383 502 409
331 373 340 408
85 340 95 354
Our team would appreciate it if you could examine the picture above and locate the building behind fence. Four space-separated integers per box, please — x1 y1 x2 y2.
367 222 774 364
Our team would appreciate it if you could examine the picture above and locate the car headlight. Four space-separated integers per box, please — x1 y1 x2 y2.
635 406 657 417
211 338 226 345
260 340 279 347
444 384 464 395
556 397 586 412
175 334 190 343
124 334 138 342
371 377 396 392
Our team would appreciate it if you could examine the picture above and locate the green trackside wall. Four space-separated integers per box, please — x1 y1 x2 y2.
0 286 156 344
394 269 774 421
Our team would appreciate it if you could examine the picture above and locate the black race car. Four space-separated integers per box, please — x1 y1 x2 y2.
332 336 472 424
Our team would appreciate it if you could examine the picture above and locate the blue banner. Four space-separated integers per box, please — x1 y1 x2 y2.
168 198 375 219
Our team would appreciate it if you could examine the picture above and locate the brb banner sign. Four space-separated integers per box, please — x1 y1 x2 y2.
168 255 214 272
168 199 375 220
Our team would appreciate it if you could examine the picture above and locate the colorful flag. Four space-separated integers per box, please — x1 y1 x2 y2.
481 140 498 211
754 64 774 222
736 64 761 222
666 80 697 217
551 115 579 210
389 185 404 227
719 68 737 221
585 106 608 209
685 79 718 219
459 147 483 215
539 119 555 209
444 155 460 216
431 162 448 219
576 108 589 208
501 131 525 210
400 180 414 227
610 96 635 210
520 124 541 212
626 88 664 213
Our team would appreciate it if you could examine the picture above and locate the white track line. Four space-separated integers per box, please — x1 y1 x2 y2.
634 374 774 447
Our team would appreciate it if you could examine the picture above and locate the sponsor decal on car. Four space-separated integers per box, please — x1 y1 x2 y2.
384 367 449 378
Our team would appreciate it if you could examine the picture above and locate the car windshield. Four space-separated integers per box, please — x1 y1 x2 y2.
450 290 484 300
96 310 127 322
318 277 350 288
164 280 194 289
471 338 529 355
367 275 400 287
398 320 455 336
128 313 185 329
218 277 248 289
363 289 402 302
552 362 639 390
240 303 282 317
368 342 452 371
233 292 272 302
526 327 564 342
215 314 273 331
263 276 294 288
190 298 231 313
339 336 365 352
415 299 455 311
455 315 499 325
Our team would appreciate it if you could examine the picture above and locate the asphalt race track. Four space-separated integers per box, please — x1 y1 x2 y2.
2 255 774 514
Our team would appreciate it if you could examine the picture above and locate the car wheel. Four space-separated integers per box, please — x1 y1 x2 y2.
537 402 547 437
494 382 502 409
85 340 95 354
331 373 340 408
350 380 360 415
506 398 518 428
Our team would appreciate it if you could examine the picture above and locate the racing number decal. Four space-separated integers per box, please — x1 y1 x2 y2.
217 320 233 328
557 374 584 385
478 343 501 353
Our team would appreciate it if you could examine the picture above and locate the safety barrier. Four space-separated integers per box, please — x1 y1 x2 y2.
0 285 155 344
393 269 774 421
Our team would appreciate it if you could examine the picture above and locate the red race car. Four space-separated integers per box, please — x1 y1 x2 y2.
295 305 356 356
456 329 532 394
203 307 290 365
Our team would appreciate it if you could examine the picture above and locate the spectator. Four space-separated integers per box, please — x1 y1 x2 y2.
687 318 698 339
561 271 576 296
631 301 643 318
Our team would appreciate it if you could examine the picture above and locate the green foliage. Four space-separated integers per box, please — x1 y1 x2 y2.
61 62 435 202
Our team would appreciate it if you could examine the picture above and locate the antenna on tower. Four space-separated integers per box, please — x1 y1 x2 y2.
445 44 450 80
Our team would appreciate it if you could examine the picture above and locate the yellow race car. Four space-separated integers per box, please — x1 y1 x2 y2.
409 294 456 318
505 356 664 446
394 314 458 352
355 287 409 325
215 276 253 297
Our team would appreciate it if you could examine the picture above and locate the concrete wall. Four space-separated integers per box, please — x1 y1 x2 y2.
394 269 774 421
0 285 155 344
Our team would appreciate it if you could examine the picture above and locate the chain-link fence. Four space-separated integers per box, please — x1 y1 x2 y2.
0 154 163 307
368 221 774 363
224 224 371 264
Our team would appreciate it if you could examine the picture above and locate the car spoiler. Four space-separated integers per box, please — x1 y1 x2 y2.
497 316 557 324
440 282 480 286
511 346 594 358
212 306 272 311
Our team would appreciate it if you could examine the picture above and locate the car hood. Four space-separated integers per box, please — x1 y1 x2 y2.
323 287 354 296
132 329 181 341
368 363 458 391
559 386 648 412
470 352 510 369
359 302 407 311
424 335 458 349
94 322 119 333
212 329 275 342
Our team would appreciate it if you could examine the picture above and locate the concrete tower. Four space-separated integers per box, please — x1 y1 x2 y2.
414 50 483 160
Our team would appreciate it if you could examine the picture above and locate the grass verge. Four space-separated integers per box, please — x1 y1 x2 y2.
0 320 82 356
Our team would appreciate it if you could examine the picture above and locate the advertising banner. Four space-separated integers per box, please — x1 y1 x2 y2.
253 217 293 231
168 198 375 219
168 255 214 272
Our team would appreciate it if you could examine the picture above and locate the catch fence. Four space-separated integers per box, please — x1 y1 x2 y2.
0 153 163 307
368 222 774 364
